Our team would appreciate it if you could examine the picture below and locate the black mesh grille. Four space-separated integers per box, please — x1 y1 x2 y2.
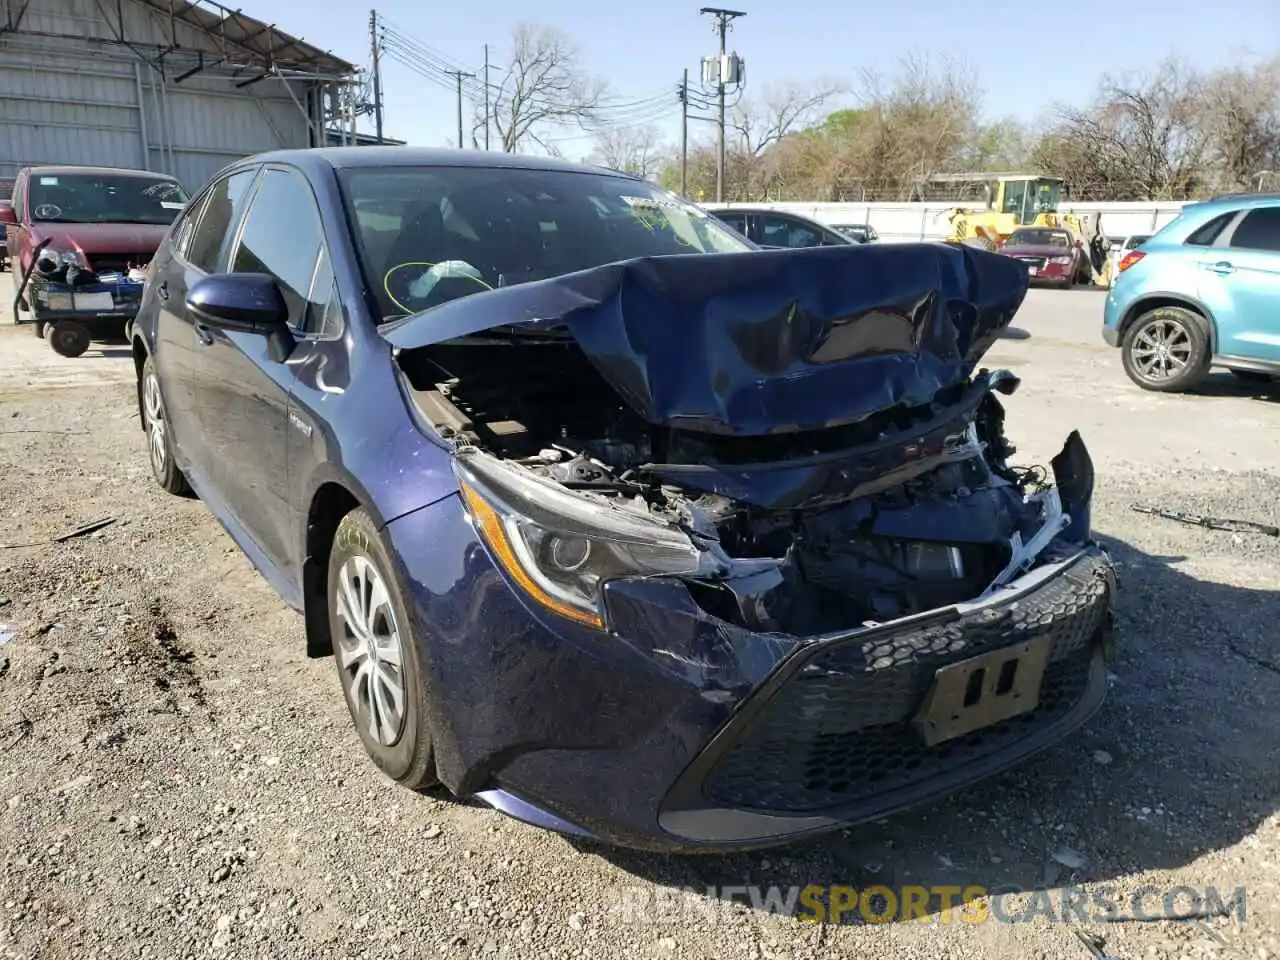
702 554 1111 813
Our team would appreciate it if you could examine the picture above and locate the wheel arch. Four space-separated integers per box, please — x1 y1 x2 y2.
132 335 150 432
1119 293 1219 355
302 480 364 659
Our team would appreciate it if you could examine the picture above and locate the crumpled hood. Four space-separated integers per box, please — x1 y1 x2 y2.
382 243 1029 436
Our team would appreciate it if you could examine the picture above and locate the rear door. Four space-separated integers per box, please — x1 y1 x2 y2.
1198 206 1280 362
193 164 326 575
151 167 259 482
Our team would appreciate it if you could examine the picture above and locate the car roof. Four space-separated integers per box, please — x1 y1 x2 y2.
709 206 834 225
23 164 177 179
1185 192 1280 214
237 147 641 181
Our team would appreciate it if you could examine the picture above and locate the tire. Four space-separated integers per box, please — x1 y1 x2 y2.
49 320 89 358
328 507 438 792
123 320 134 343
140 354 191 495
1121 306 1211 393
962 235 996 252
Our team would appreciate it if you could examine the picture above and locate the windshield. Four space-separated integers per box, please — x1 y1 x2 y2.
339 165 754 320
1008 228 1071 248
28 173 188 225
1032 179 1061 213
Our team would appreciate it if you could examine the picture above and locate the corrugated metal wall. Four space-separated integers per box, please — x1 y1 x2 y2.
0 0 325 191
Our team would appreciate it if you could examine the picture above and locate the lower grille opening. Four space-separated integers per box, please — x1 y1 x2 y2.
700 554 1110 814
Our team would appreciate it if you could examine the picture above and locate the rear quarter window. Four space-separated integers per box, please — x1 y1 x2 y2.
1183 211 1236 247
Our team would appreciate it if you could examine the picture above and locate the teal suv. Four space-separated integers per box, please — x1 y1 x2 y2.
1102 194 1280 392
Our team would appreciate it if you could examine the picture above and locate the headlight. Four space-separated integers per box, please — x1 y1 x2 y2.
35 249 81 274
1050 255 1072 265
454 449 711 629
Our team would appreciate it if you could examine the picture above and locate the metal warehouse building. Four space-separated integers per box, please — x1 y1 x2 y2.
0 0 358 192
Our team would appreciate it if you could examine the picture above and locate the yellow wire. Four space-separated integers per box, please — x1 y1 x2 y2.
382 260 493 314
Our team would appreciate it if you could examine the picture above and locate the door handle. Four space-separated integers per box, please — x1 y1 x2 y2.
194 322 214 346
156 280 169 300
1207 261 1235 276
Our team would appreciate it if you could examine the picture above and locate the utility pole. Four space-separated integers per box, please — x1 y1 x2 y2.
445 69 475 149
368 9 384 142
678 70 689 197
483 44 491 150
699 7 745 203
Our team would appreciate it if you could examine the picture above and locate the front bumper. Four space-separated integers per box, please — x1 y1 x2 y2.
388 492 1116 853
658 547 1113 846
17 277 144 326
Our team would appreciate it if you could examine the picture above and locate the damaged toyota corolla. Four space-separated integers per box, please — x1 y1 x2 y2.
132 148 1116 852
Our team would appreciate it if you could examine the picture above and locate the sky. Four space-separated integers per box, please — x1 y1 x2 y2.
256 0 1278 161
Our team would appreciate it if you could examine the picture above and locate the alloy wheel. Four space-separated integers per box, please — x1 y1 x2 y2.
334 556 408 747
1130 318 1192 383
143 373 167 476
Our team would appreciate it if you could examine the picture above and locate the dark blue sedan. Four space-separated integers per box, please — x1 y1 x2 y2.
130 147 1116 852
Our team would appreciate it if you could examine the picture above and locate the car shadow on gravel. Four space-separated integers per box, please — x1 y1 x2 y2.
1182 372 1280 402
590 533 1280 923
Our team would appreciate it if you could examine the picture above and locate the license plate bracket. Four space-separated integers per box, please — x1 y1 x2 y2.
912 634 1053 746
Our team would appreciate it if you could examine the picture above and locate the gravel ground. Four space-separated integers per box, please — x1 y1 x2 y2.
3 290 1280 960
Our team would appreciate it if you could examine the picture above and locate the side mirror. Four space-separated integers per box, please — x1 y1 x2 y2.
187 273 289 334
0 201 16 225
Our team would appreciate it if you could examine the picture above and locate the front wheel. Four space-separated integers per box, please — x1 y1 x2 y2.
1121 306 1211 393
140 355 191 495
328 507 439 792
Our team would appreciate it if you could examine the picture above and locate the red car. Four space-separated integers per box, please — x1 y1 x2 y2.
0 165 189 356
998 227 1093 287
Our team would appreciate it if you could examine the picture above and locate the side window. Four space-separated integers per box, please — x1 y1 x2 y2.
717 213 747 234
186 169 256 272
1228 207 1280 252
303 246 343 337
1184 212 1236 247
169 193 209 260
230 168 324 330
760 215 821 248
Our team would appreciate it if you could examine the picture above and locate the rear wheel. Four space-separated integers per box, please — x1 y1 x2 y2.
141 355 191 495
1121 306 1211 393
328 507 438 792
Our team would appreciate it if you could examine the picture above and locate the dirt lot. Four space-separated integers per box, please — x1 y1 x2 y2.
2 277 1280 960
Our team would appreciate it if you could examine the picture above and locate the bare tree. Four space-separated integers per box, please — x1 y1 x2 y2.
483 23 607 153
1032 58 1212 200
587 124 665 178
730 79 846 156
1198 57 1280 192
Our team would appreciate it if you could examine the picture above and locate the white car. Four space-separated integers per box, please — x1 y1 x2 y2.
1105 233 1152 286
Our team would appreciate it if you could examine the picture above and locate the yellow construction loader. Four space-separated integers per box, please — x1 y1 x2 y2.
921 173 1110 284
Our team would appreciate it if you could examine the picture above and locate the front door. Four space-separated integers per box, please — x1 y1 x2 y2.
151 167 259 483
192 165 326 576
1199 206 1280 363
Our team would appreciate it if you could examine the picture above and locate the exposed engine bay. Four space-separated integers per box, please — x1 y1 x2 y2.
398 333 1089 637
